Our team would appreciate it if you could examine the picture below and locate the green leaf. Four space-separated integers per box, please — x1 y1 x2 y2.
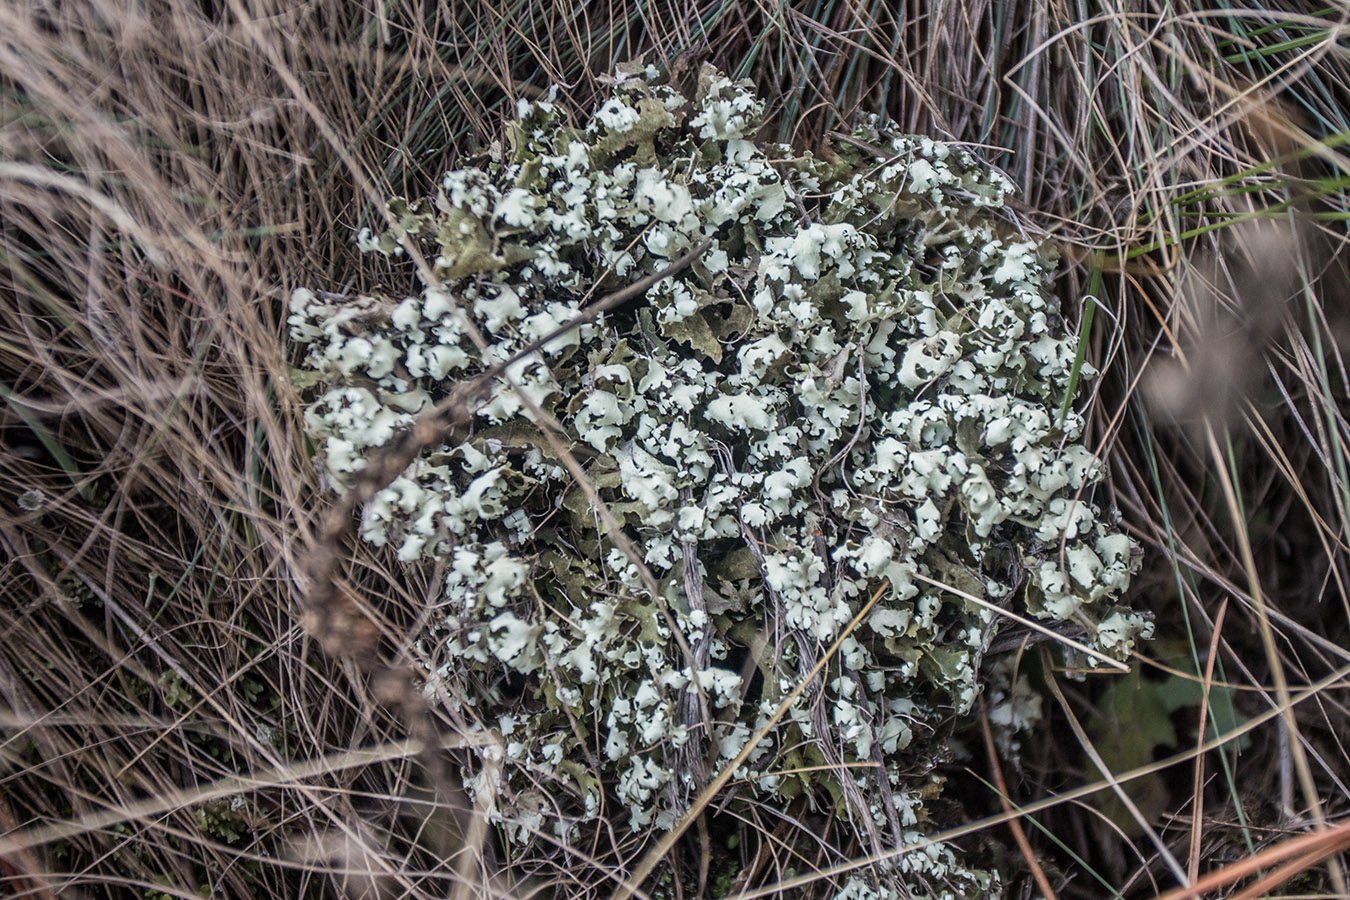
1085 667 1177 836
1155 673 1249 750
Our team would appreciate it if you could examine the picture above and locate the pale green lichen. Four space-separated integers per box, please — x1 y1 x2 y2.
290 63 1148 899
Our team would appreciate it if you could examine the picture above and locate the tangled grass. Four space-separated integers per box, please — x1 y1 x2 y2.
1 1 1349 898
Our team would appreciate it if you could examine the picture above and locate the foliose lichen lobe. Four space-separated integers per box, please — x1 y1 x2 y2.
290 62 1147 897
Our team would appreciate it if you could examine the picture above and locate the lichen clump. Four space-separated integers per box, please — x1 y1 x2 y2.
290 64 1147 897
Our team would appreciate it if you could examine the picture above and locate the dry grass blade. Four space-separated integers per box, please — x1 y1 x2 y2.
978 695 1059 900
910 570 1130 672
1186 597 1228 883
1151 818 1350 900
0 734 487 859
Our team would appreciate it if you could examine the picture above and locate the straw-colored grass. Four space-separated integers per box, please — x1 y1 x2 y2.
2 1 1349 898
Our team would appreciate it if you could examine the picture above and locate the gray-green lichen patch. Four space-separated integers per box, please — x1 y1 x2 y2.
289 63 1148 899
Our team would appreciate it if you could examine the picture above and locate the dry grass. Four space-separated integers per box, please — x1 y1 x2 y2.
2 1 1349 898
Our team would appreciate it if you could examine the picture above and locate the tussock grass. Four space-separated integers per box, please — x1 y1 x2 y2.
2 1 1349 898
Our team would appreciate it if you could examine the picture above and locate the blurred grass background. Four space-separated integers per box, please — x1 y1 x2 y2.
2 1 1349 897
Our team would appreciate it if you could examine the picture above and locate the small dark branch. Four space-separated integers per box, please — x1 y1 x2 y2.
675 487 714 799
853 668 904 845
